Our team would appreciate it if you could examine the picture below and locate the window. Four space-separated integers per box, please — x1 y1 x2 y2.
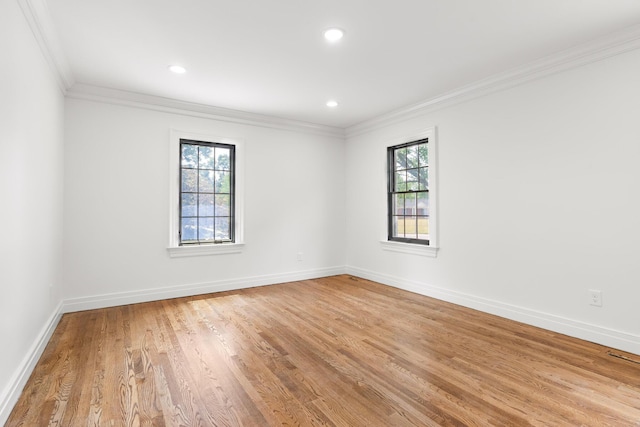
388 138 430 245
179 139 235 245
168 130 244 257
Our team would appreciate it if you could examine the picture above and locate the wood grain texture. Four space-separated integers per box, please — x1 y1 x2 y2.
7 275 640 426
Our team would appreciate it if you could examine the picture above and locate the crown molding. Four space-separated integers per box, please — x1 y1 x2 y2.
66 84 345 138
21 0 640 139
16 0 74 93
346 24 640 138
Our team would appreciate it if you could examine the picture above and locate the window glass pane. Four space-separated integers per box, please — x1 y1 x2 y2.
215 171 230 193
407 182 419 192
405 193 417 215
406 173 419 191
418 166 428 190
418 216 429 240
393 216 405 238
198 146 215 169
405 215 418 239
181 218 197 241
215 194 230 216
199 194 214 217
199 217 214 241
406 145 419 169
182 169 197 192
215 147 231 171
418 143 428 167
181 194 197 217
199 170 214 193
417 192 429 216
215 217 230 240
393 194 405 215
395 148 407 170
181 145 198 168
395 171 407 192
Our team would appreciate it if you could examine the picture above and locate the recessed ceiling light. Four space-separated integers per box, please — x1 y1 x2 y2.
324 28 344 43
326 100 339 108
168 65 186 74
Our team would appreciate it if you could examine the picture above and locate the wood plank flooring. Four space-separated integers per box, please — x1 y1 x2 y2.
7 275 640 426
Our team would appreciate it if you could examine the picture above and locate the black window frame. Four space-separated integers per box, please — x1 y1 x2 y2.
179 138 236 245
387 138 430 246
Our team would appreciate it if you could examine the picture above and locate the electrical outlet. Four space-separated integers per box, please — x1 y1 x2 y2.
297 252 303 262
588 289 602 307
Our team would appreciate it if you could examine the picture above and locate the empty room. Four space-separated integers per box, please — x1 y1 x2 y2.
2 0 640 425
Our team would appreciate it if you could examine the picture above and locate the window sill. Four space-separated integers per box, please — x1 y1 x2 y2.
167 243 245 258
380 240 438 257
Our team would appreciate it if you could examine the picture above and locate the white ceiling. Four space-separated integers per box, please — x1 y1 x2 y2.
47 0 640 129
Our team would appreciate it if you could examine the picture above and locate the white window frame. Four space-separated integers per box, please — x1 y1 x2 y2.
167 129 245 257
380 127 438 258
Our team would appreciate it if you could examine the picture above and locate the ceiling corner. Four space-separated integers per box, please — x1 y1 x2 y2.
16 0 75 92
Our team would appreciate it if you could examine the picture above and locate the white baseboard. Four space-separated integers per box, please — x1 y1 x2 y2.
0 300 63 426
62 266 346 313
346 266 640 356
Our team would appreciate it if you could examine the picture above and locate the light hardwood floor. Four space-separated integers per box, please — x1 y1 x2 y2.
7 275 640 426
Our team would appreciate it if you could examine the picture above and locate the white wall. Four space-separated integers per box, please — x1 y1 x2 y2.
62 99 345 307
345 48 640 354
0 0 65 418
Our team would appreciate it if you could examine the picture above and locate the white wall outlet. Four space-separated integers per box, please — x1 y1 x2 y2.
588 289 602 307
297 252 303 261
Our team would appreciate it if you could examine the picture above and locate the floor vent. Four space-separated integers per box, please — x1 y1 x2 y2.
607 351 640 365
